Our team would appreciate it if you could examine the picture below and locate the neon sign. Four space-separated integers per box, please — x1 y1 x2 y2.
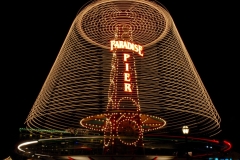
124 53 131 92
110 40 143 92
110 40 143 57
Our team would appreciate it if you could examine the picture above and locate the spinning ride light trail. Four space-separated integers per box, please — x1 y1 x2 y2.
25 0 221 146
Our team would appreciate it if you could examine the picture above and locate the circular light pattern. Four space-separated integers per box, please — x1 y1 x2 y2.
25 0 221 137
117 119 140 144
76 0 170 48
80 112 166 131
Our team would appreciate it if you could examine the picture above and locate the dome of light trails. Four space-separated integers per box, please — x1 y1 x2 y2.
25 0 221 138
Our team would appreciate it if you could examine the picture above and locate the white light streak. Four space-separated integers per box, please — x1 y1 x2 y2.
18 141 38 152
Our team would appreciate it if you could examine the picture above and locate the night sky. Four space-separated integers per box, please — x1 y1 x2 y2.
1 0 239 158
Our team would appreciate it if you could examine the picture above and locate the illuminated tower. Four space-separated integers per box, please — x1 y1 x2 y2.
25 0 221 148
80 25 166 154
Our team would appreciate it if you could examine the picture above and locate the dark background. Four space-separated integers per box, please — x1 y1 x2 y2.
1 0 239 159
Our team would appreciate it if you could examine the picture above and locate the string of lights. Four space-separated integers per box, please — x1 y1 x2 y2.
25 0 221 138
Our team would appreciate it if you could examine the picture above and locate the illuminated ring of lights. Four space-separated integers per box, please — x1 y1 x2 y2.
117 119 141 145
80 114 106 131
80 112 166 133
76 0 171 49
140 114 166 132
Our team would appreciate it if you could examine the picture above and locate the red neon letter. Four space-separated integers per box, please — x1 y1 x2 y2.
125 63 129 71
124 83 132 92
124 73 131 82
110 40 115 51
124 54 130 62
138 45 143 56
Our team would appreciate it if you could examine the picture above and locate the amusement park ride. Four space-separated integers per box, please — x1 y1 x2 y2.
15 0 231 159
80 25 166 154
